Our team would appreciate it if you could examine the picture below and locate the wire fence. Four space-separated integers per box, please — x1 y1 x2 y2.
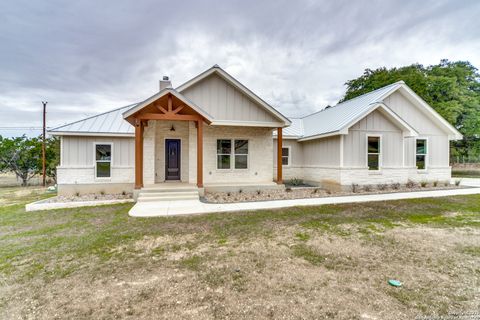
450 155 480 165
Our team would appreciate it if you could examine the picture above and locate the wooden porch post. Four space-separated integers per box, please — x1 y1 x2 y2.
134 119 144 189
196 120 203 187
277 127 283 184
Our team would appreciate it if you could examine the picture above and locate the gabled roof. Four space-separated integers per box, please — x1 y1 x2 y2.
49 104 137 136
275 81 462 141
176 65 291 126
122 87 214 122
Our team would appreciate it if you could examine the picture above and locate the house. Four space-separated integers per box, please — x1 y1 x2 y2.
49 65 462 199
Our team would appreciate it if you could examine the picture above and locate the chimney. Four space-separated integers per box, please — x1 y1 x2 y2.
159 76 172 91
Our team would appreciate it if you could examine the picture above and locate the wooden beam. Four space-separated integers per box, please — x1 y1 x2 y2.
172 105 184 114
134 119 144 189
156 104 168 114
277 127 283 184
137 113 203 122
168 94 172 112
196 120 203 188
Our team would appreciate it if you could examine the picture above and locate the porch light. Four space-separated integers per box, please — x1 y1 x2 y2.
170 125 175 132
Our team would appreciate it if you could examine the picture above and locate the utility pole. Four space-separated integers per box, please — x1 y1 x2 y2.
42 101 47 187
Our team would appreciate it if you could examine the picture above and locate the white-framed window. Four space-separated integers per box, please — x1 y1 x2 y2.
282 147 290 166
415 138 428 170
367 135 381 170
234 140 248 169
95 143 112 178
217 139 231 169
216 139 249 170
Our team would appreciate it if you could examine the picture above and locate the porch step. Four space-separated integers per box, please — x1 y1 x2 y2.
136 185 200 203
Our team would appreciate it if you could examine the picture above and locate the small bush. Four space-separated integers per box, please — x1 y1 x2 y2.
363 185 372 192
351 183 359 193
256 190 262 195
420 181 428 188
100 190 105 196
285 187 292 193
406 180 416 188
238 189 243 194
377 183 388 191
312 188 321 194
455 179 462 186
75 192 80 197
391 183 401 190
226 192 231 197
122 191 127 196
290 178 302 186
444 181 450 187
433 180 438 187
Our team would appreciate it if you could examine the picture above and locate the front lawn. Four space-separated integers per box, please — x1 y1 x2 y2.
0 188 479 319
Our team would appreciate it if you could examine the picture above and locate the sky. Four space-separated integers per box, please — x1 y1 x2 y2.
0 0 479 137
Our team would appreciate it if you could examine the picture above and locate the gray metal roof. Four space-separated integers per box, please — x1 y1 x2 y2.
49 103 137 136
275 81 404 139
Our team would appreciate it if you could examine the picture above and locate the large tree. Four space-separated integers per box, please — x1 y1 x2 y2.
341 60 480 157
0 135 60 186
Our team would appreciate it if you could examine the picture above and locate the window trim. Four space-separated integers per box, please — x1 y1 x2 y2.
366 134 382 171
215 139 249 170
94 142 113 179
234 139 249 170
281 146 291 167
415 137 428 171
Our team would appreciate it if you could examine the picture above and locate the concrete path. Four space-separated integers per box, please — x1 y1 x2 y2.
129 185 480 217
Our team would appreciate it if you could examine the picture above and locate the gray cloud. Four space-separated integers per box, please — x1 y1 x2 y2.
0 0 479 136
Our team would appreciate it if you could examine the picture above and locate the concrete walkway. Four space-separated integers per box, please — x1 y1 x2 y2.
129 183 480 217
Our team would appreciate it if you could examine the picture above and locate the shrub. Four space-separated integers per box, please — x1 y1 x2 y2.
455 179 462 186
122 191 127 196
433 180 438 187
100 190 105 196
312 188 320 194
75 192 80 197
406 180 416 188
238 189 243 194
420 181 428 188
391 183 401 190
363 185 372 192
444 181 450 187
226 192 231 197
377 183 388 191
256 190 262 195
285 187 292 193
351 183 359 193
290 178 302 186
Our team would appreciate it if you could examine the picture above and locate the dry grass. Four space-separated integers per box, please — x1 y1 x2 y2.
0 188 479 319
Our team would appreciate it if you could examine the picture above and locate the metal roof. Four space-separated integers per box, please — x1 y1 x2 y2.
49 104 137 136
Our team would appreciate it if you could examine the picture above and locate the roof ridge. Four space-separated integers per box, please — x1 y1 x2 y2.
50 103 137 131
300 80 404 119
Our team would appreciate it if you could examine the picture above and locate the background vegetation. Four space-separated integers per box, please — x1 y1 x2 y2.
342 59 480 159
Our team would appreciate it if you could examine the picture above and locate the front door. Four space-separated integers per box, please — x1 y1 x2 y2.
165 139 181 180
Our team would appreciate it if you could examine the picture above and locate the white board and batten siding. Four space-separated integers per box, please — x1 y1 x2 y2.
181 73 280 124
383 90 450 167
343 110 403 168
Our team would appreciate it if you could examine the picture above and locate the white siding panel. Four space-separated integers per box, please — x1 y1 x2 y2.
302 136 341 167
344 110 403 168
182 73 279 123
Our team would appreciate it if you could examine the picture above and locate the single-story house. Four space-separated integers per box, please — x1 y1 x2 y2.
49 65 462 199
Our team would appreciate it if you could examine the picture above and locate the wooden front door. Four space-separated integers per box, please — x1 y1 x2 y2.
165 139 181 180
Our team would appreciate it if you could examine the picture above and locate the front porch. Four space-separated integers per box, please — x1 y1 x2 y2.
123 89 285 194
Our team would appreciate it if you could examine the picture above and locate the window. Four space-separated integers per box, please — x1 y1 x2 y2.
95 144 111 178
282 147 290 166
216 139 249 169
234 140 248 169
367 136 381 170
416 139 427 170
217 140 231 169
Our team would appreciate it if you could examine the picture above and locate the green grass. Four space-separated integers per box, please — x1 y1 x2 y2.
452 169 480 178
1 187 480 283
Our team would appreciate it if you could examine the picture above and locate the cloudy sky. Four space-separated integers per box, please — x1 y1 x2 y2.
1 0 479 137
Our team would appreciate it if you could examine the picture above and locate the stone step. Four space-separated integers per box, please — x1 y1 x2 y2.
140 186 198 193
139 191 199 197
137 194 199 202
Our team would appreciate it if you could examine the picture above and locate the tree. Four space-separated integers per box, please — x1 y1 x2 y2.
0 135 60 186
341 60 480 157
